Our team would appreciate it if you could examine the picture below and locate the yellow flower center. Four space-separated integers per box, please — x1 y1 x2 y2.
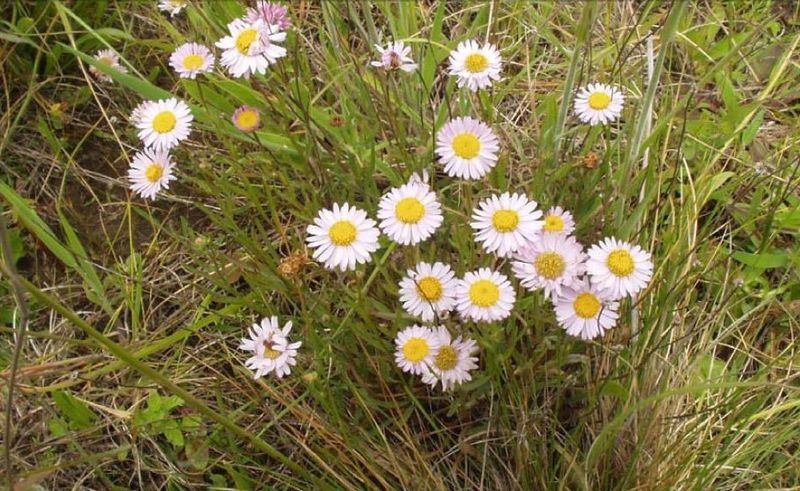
402 338 429 363
416 276 443 301
451 133 481 159
235 109 260 131
492 210 519 232
607 249 635 277
469 279 500 308
262 340 281 359
573 292 601 319
464 53 489 73
328 220 357 246
543 214 564 232
588 92 612 110
434 345 458 371
534 252 566 280
144 163 163 183
395 197 425 224
182 53 204 70
152 111 176 134
98 56 113 66
236 28 259 55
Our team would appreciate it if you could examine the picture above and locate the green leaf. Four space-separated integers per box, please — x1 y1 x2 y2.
733 251 789 269
52 390 96 430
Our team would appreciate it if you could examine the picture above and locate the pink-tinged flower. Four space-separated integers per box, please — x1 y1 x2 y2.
246 1 291 31
370 41 417 72
232 106 261 133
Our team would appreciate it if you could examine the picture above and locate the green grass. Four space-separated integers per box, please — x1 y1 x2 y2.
1 0 799 489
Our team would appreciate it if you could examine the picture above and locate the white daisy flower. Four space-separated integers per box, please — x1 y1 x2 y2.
89 49 128 83
215 19 287 79
128 147 176 200
394 325 440 375
455 268 515 323
554 279 619 340
586 237 653 300
158 0 188 17
239 316 302 379
448 40 502 92
421 326 479 391
169 42 215 79
540 206 575 236
398 262 457 322
511 233 586 300
435 117 499 180
471 192 543 258
371 41 417 72
574 83 625 126
377 178 442 245
131 98 193 151
306 203 380 271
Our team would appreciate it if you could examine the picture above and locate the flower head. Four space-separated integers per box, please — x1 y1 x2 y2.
240 316 301 378
377 177 442 245
306 203 380 271
371 41 417 72
398 262 458 322
448 40 502 92
471 192 543 258
246 1 291 31
158 0 187 17
554 278 619 340
131 98 193 151
232 105 261 133
128 147 176 200
394 325 440 375
574 83 624 125
90 49 128 83
435 117 499 180
215 19 287 79
169 42 215 79
455 268 515 323
421 326 479 391
512 233 586 299
586 237 653 300
540 206 575 237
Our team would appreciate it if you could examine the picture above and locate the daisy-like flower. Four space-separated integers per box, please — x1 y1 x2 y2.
246 1 291 31
455 268 515 323
377 177 442 245
232 105 261 133
540 206 575 237
158 0 187 17
169 42 215 79
306 203 380 271
554 279 619 340
574 83 625 126
435 117 499 180
371 41 417 72
131 98 193 151
398 262 457 322
511 233 586 299
215 19 287 79
421 326 479 391
89 49 128 83
239 316 302 379
394 325 440 375
448 40 502 92
128 147 176 200
586 237 653 300
471 192 543 258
